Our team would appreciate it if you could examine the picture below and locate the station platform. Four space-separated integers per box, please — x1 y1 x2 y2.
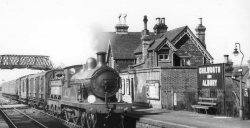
0 104 27 109
126 107 250 128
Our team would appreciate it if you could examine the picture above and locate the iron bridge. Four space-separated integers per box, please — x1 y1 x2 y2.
0 54 53 70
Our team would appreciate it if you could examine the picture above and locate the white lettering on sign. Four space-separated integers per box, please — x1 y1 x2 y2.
207 75 212 79
199 66 221 74
202 80 217 86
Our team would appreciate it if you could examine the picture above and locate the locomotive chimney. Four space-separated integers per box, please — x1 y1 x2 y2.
97 51 106 67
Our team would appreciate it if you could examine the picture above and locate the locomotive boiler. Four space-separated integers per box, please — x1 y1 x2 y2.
60 52 131 128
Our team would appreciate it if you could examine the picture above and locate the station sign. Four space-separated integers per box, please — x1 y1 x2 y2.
198 64 224 89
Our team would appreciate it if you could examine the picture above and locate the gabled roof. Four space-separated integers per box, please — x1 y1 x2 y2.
164 26 187 42
104 32 141 59
105 25 213 61
148 37 166 51
134 26 187 54
148 38 177 52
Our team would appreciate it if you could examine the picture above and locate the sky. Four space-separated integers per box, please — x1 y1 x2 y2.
0 0 250 82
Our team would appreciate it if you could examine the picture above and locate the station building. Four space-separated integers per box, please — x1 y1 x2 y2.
97 15 250 117
100 15 213 110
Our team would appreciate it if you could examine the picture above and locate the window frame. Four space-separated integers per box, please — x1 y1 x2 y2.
158 53 169 62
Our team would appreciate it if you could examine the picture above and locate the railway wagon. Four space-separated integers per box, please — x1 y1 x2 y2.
19 75 29 103
27 72 43 107
24 70 64 109
46 69 64 114
1 80 18 100
60 52 132 128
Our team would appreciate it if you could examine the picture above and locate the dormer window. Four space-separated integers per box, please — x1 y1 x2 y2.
157 44 170 62
158 53 169 61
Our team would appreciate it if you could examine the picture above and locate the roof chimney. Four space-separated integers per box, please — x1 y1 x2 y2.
156 17 160 24
224 55 229 63
153 17 168 35
142 15 149 36
161 18 165 24
195 18 206 48
115 13 129 34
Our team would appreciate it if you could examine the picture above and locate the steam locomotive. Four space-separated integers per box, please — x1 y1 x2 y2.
1 52 132 128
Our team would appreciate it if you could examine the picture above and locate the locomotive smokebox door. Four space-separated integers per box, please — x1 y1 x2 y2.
91 70 120 98
102 79 118 93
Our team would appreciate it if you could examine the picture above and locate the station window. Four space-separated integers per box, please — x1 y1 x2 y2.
158 54 169 61
126 79 130 95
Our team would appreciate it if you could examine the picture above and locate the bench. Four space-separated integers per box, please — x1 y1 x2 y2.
192 97 217 114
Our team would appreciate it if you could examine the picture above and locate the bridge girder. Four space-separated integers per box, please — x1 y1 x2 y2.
0 54 53 70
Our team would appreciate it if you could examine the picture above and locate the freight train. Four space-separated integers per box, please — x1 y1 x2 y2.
1 51 132 128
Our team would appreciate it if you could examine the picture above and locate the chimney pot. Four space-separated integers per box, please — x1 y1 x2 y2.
156 18 160 24
161 18 165 24
199 18 203 25
224 55 229 63
143 15 148 30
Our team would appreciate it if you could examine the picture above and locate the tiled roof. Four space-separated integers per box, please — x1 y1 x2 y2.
101 32 142 59
105 26 203 59
134 43 142 54
134 26 187 54
148 38 166 51
141 33 164 40
164 26 187 42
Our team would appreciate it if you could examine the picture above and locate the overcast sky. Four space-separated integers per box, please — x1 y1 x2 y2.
0 0 249 82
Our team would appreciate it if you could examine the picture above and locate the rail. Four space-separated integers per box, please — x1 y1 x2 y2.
0 106 17 128
0 107 48 128
0 106 74 128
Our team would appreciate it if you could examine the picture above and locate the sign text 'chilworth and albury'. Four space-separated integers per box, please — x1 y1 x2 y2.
198 64 224 89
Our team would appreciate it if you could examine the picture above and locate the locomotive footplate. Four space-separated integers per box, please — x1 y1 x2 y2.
61 101 132 113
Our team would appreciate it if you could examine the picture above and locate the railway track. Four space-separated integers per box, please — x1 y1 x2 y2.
0 106 81 128
0 107 48 128
0 97 81 128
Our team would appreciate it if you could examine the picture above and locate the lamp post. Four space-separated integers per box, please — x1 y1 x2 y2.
233 43 244 120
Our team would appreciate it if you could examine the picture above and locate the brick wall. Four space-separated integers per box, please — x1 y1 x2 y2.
141 39 207 69
121 67 198 109
161 67 197 110
175 39 204 66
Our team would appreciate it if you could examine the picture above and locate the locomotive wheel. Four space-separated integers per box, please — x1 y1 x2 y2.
73 110 80 124
64 111 69 121
50 105 54 115
54 106 57 116
80 112 87 128
87 113 97 128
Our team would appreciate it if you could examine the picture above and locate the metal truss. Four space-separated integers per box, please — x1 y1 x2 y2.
0 54 53 70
